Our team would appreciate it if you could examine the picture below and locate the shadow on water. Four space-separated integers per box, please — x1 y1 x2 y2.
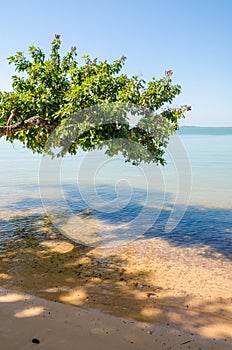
63 184 232 259
0 183 232 260
143 205 232 260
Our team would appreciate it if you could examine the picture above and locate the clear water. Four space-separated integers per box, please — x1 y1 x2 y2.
0 127 232 255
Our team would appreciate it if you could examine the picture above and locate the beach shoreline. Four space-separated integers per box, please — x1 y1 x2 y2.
1 223 232 344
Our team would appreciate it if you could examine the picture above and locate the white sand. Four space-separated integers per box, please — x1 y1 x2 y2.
0 288 231 350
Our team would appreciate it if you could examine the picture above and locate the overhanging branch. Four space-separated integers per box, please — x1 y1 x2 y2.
0 115 57 137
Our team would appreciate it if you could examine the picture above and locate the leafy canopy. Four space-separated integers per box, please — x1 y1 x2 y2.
0 35 190 165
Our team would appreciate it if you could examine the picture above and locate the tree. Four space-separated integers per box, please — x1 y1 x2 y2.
0 35 190 165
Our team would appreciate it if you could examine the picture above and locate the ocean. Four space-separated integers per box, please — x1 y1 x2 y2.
0 127 232 255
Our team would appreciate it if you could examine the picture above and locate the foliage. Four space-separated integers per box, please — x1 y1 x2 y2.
0 35 190 164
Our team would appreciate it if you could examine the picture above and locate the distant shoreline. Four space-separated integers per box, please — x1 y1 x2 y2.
177 125 232 135
179 125 232 128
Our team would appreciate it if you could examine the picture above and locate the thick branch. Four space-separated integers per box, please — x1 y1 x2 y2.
0 115 57 136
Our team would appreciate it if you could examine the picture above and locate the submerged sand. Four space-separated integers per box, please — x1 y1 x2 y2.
0 214 232 344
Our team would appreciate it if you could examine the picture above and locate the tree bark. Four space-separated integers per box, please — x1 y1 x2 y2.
0 116 56 136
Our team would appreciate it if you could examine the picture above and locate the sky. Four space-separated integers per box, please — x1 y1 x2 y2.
0 0 231 126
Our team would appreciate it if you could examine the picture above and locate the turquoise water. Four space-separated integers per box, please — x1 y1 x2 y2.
178 127 232 207
0 127 232 254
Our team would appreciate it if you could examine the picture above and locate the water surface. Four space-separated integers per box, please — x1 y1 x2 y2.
0 127 232 257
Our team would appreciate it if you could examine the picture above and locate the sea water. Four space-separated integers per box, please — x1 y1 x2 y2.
0 127 232 255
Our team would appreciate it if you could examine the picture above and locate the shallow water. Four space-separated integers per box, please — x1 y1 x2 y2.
0 127 232 254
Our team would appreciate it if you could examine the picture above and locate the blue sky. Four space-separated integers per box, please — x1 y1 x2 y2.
0 0 231 126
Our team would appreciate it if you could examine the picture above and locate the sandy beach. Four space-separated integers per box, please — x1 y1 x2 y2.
1 213 232 349
0 287 231 350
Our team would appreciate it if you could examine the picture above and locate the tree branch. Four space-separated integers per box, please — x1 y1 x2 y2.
0 115 57 136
